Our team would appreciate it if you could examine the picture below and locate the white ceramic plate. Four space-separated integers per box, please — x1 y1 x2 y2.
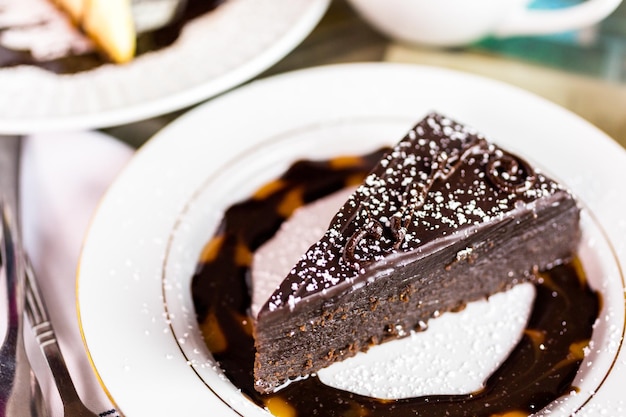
77 63 626 416
0 0 329 134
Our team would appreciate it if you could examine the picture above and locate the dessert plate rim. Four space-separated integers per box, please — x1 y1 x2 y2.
77 62 626 417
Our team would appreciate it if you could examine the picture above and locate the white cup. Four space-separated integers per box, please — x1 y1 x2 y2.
347 0 623 47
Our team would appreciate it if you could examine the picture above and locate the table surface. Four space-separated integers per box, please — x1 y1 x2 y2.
102 0 626 150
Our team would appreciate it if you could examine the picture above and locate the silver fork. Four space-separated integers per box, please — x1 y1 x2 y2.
0 135 97 417
0 203 39 417
24 257 99 417
0 135 41 417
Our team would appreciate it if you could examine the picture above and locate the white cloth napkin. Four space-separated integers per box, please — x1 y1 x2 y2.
19 131 135 417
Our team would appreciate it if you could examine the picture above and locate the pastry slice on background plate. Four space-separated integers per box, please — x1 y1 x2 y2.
53 0 135 63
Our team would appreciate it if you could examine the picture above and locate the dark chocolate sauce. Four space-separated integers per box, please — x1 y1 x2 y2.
0 0 224 74
191 149 600 417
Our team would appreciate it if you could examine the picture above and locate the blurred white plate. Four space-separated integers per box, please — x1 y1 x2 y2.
0 0 329 133
77 63 626 417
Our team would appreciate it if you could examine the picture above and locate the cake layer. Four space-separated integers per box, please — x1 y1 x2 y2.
253 112 581 393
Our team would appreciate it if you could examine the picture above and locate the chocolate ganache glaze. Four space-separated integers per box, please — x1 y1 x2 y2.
191 144 600 416
0 0 224 74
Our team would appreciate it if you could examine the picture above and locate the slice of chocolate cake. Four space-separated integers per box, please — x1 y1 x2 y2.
253 112 580 394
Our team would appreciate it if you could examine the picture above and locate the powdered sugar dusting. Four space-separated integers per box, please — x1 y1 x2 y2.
263 112 563 314
252 188 355 317
317 283 535 399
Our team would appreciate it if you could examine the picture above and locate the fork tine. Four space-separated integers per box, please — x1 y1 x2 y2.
24 258 58 360
24 257 44 328
23 254 100 417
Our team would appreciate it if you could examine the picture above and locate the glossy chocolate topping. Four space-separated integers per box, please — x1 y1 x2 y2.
259 113 564 321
